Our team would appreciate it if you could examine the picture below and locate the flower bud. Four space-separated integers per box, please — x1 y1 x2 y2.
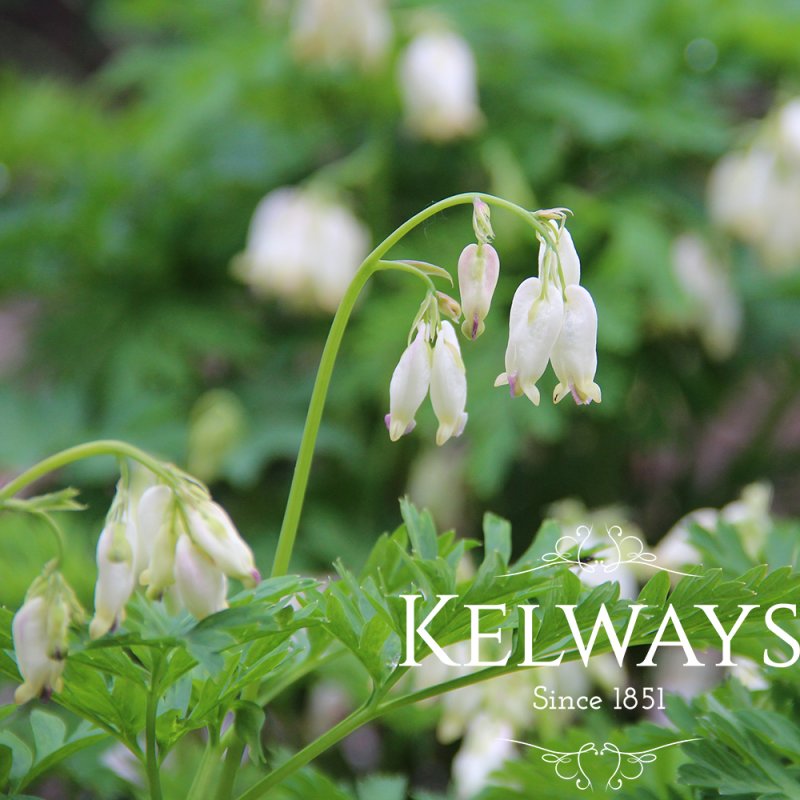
436 291 462 322
174 534 228 620
551 285 601 405
386 324 432 441
90 514 137 639
495 278 563 405
430 321 468 446
13 595 65 704
539 222 580 288
472 198 494 244
138 485 178 599
398 30 483 142
185 500 260 587
458 243 500 340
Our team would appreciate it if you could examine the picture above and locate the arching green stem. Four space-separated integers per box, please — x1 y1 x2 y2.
270 192 544 578
0 440 177 502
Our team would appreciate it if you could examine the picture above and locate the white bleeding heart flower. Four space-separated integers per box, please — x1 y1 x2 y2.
495 277 564 406
12 595 66 704
539 221 580 287
551 284 601 405
174 534 228 620
185 499 260 587
90 513 137 639
397 30 483 142
234 187 370 313
430 321 468 445
386 324 432 441
458 243 500 340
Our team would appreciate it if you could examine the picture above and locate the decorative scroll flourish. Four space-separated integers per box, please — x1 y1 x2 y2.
500 524 700 579
504 740 597 791
504 738 701 792
602 739 701 791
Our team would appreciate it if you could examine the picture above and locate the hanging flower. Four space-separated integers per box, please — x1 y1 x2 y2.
430 321 468 445
386 324 432 441
13 595 65 704
551 285 601 405
90 495 138 639
458 243 500 340
138 484 178 600
184 498 261 586
397 30 483 142
495 278 564 405
234 187 370 313
174 534 228 620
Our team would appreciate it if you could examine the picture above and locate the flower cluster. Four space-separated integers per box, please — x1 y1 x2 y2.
386 200 600 446
708 97 800 271
234 187 370 313
92 477 260 638
11 470 260 704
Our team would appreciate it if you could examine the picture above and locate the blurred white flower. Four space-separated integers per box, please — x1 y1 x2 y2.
671 234 742 360
708 97 800 271
452 714 515 800
13 595 65 704
495 277 564 406
235 187 370 313
386 324 432 441
551 285 601 405
458 243 500 340
290 0 392 70
430 321 468 445
398 30 483 142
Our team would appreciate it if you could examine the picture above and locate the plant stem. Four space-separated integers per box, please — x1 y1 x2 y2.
270 192 544 578
187 739 222 800
0 439 177 502
236 705 373 800
146 656 164 800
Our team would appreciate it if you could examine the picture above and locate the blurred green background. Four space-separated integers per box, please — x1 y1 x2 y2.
1 0 800 610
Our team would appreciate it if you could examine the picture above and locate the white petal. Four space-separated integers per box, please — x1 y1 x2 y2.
387 326 431 441
90 519 137 639
430 321 467 445
458 243 500 340
174 535 228 619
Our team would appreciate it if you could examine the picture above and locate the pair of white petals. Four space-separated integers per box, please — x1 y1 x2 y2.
12 595 66 704
387 322 468 446
496 225 599 406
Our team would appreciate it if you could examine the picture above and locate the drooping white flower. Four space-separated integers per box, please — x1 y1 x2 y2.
495 277 564 406
234 187 370 313
458 243 500 339
12 595 65 704
138 485 178 600
386 324 432 441
430 321 468 446
551 285 601 405
398 30 483 142
174 534 228 619
291 0 392 70
90 513 138 639
671 234 742 360
539 222 580 287
185 499 260 586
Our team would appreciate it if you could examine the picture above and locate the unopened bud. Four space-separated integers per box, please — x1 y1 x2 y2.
472 198 494 244
436 291 462 322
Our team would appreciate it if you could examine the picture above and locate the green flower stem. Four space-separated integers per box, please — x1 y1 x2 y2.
0 439 177 502
146 655 165 800
187 740 222 800
270 192 546 579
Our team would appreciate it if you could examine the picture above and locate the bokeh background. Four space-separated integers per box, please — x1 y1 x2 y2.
1 0 800 794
